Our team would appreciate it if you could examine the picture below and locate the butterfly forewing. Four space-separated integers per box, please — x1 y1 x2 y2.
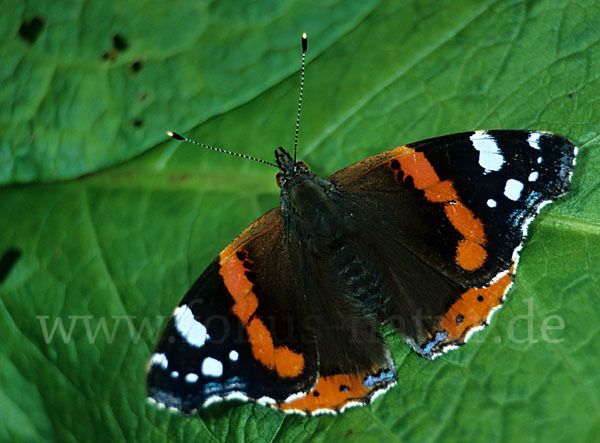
147 209 319 412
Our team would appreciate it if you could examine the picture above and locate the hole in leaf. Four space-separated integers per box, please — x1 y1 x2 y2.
131 59 144 73
0 248 22 284
112 33 128 51
18 16 46 44
101 33 129 61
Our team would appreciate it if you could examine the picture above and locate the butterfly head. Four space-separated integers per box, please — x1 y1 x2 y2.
275 146 344 238
275 147 311 188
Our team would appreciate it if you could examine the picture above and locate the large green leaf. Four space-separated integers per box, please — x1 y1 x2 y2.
1 0 599 441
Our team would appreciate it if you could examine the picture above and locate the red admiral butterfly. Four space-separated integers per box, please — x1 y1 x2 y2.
146 34 577 415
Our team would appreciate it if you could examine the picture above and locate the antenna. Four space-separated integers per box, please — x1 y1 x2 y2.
166 33 309 169
293 33 308 163
166 131 278 168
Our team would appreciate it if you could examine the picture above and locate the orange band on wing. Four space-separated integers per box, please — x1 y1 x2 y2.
424 180 459 202
455 240 487 271
444 202 485 244
440 270 513 341
389 147 488 271
219 249 304 378
277 373 370 412
246 317 275 367
274 345 306 378
244 318 303 377
395 148 440 188
219 253 258 324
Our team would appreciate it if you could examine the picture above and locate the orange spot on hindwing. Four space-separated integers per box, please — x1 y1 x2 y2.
277 369 395 413
279 373 367 412
388 147 488 271
441 270 514 342
219 249 304 378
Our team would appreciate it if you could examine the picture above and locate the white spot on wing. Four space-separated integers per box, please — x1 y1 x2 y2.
527 132 542 150
470 131 505 174
504 179 524 201
487 199 497 208
528 171 539 182
537 156 543 164
173 305 209 347
229 350 239 361
170 371 179 378
185 373 199 383
150 353 168 370
201 357 223 377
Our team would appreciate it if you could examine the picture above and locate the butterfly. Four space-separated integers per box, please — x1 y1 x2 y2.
146 34 577 415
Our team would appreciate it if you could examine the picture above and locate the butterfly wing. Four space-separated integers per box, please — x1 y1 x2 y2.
328 130 576 357
146 208 319 413
147 207 397 414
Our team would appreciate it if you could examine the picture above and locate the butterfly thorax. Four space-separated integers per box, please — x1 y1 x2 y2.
275 147 350 246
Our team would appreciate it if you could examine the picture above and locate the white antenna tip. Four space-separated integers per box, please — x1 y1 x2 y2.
166 131 185 140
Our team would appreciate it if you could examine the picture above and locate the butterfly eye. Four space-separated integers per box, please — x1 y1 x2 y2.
276 172 285 187
297 161 310 171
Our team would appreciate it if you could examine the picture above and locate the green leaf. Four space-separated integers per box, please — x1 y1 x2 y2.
1 0 599 441
1 0 377 184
